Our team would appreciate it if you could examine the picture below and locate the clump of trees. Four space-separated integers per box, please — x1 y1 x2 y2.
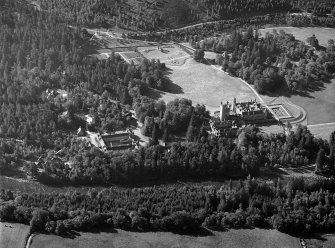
193 49 205 62
199 27 335 94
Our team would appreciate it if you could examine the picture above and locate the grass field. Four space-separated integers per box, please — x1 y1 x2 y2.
0 222 30 248
261 78 335 126
259 27 335 47
307 123 335 140
305 234 335 248
288 79 335 125
30 228 299 248
142 44 258 112
0 176 106 194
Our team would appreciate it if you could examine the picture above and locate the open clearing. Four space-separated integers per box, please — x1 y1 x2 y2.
0 222 30 248
30 228 299 248
0 176 106 194
142 44 258 112
138 44 192 66
259 27 335 47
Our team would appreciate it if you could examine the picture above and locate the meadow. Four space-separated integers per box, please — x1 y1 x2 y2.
30 228 300 248
142 44 259 113
305 234 335 248
0 222 30 248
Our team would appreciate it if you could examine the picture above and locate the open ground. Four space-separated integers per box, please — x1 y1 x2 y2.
30 228 299 248
0 222 30 248
142 44 259 113
306 234 335 248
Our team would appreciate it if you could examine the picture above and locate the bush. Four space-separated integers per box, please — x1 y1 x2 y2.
0 204 16 222
161 211 198 232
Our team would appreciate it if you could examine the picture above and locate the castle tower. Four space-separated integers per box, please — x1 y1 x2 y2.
231 98 237 112
220 102 224 121
220 101 229 121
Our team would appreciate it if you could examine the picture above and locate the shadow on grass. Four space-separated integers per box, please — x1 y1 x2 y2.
264 75 333 99
61 227 117 239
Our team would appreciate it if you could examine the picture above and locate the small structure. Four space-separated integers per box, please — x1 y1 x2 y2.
97 131 135 151
56 89 68 99
209 119 240 138
77 127 86 136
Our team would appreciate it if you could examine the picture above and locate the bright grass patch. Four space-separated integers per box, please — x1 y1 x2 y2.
0 222 30 248
30 228 299 248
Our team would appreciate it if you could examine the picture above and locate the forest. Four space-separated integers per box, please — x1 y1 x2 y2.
2 177 335 236
20 0 335 31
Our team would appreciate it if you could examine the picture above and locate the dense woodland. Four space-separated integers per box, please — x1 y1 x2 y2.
18 0 335 31
3 177 335 236
14 126 334 186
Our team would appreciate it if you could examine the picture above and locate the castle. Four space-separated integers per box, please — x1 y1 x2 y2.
219 98 268 122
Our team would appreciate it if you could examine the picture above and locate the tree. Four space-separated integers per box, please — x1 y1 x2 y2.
193 49 205 62
186 114 195 142
0 204 16 221
306 35 319 49
151 123 159 145
315 148 325 173
55 220 66 235
30 209 49 232
254 78 267 94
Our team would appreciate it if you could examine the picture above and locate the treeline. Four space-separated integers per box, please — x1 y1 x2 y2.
31 127 332 186
291 0 335 16
127 14 287 43
199 28 335 93
30 0 294 31
2 177 335 235
184 0 291 20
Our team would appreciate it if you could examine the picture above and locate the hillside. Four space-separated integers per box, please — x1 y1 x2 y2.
32 0 295 31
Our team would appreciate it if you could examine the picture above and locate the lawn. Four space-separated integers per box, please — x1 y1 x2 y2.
259 27 335 47
30 228 299 248
288 79 335 125
142 45 258 113
305 234 335 248
0 222 30 248
261 79 335 126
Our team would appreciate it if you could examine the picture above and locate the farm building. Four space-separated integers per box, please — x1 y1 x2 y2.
93 131 136 151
